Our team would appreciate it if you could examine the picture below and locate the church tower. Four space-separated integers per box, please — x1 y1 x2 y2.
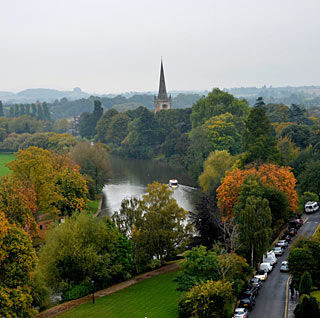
154 60 172 113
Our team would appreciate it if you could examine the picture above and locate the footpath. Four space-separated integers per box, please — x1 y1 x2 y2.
36 262 180 318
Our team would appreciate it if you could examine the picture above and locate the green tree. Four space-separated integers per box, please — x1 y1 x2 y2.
199 150 235 194
0 100 4 117
294 295 320 318
202 113 243 155
79 100 104 139
190 88 249 128
178 280 234 318
242 103 282 166
281 124 311 148
105 112 130 149
0 212 37 318
54 118 70 133
298 160 320 194
299 271 312 295
185 126 213 178
175 246 220 292
95 108 119 143
234 195 272 266
113 182 189 272
121 107 162 159
70 141 111 194
39 213 133 293
288 239 320 288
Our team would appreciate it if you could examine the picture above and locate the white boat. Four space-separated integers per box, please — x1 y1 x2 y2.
169 179 178 189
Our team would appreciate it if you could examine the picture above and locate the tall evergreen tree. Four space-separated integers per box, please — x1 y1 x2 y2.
14 104 20 117
0 101 4 117
242 97 281 166
9 106 14 118
42 102 51 120
37 104 44 120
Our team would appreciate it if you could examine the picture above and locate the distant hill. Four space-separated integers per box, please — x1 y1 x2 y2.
0 87 89 103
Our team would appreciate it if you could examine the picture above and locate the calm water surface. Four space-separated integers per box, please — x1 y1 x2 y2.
100 156 199 217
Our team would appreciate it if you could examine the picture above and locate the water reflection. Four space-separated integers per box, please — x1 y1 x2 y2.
100 156 199 217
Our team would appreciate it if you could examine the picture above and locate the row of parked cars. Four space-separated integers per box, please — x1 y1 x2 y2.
232 218 302 317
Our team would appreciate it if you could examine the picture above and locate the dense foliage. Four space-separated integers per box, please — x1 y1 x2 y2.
39 213 133 294
0 212 37 318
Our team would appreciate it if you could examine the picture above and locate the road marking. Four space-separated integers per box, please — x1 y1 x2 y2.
284 275 290 318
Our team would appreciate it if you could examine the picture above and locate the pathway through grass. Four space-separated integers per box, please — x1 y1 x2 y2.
59 269 182 318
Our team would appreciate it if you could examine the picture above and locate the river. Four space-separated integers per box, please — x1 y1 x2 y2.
100 156 199 217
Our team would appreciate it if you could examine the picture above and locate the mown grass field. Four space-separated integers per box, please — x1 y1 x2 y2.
59 269 182 318
0 153 14 176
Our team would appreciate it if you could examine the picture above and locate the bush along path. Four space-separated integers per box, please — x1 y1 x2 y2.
36 262 180 318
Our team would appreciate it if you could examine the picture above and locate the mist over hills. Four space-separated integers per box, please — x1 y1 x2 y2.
0 88 90 103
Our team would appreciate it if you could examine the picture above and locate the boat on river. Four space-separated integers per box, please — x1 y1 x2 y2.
169 179 179 189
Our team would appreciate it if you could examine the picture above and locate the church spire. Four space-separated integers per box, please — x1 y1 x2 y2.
158 59 168 100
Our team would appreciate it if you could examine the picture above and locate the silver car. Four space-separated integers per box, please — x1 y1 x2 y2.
233 307 249 318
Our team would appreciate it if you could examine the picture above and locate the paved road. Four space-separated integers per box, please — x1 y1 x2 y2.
250 212 320 318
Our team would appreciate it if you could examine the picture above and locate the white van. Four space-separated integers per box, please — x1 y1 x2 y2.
305 201 319 213
263 252 277 266
260 262 273 273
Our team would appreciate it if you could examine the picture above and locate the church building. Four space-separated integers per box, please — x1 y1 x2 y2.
154 60 172 113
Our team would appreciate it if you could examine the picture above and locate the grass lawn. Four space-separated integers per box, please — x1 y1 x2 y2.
59 269 182 318
311 289 320 301
86 199 100 214
0 153 14 176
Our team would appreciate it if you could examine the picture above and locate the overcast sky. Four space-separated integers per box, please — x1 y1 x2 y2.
1 0 320 94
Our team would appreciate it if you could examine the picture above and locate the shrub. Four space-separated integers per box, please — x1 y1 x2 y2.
299 271 312 295
62 283 91 301
178 280 233 318
294 294 320 318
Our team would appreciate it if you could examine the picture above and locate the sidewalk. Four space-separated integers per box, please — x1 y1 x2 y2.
287 279 299 318
36 262 180 318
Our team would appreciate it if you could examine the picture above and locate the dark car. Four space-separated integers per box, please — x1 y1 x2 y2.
250 277 263 289
242 287 258 298
239 296 256 310
283 234 291 243
288 228 297 236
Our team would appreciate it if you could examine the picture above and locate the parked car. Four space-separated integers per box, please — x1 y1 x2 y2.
250 277 263 289
242 286 259 298
273 246 284 257
260 262 273 273
289 218 301 229
239 296 255 310
288 228 297 236
277 240 288 248
233 307 249 318
283 234 291 243
263 251 277 265
305 201 319 213
295 219 302 228
280 261 289 272
254 270 268 281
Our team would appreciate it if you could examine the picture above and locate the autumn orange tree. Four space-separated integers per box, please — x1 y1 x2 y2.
217 164 298 219
7 146 88 218
0 175 38 236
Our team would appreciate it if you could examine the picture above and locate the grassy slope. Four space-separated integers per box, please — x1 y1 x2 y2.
0 153 14 176
311 290 320 301
86 199 100 214
59 269 182 318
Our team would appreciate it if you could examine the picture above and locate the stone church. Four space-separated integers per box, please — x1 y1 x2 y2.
154 60 172 113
